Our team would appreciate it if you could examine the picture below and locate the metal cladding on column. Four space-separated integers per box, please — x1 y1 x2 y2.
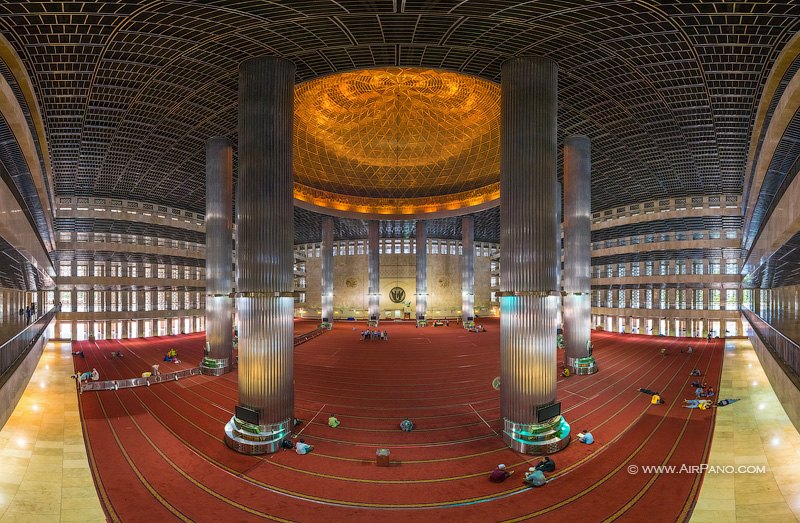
202 136 233 376
415 220 427 323
461 215 475 325
563 135 597 375
368 220 380 324
321 216 334 325
499 56 570 454
224 56 295 455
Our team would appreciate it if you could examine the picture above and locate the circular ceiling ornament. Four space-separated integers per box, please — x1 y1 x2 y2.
389 287 406 303
293 68 500 217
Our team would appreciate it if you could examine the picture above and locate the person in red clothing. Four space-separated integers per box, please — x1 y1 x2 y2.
489 464 514 482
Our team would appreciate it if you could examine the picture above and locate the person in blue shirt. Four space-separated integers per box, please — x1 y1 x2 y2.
578 430 594 444
523 467 546 487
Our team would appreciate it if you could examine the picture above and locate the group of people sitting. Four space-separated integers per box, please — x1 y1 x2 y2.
359 330 388 341
281 437 314 454
467 324 487 333
164 348 180 363
109 350 124 359
489 456 557 487
71 368 99 382
691 380 714 398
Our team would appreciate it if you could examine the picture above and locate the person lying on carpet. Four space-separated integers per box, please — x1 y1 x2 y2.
71 351 85 358
523 467 546 487
691 381 701 388
295 439 313 455
328 414 340 428
71 371 92 381
489 464 514 483
651 394 664 405
683 399 712 409
400 418 414 432
638 388 659 395
690 369 702 376
281 438 294 449
716 398 740 407
577 430 594 444
534 456 556 473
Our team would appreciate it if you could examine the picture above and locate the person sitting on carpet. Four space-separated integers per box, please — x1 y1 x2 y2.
660 348 667 356
281 438 294 449
705 386 715 397
295 439 313 455
523 467 546 487
400 418 414 432
716 398 740 407
91 368 99 381
691 381 702 388
687 346 693 354
328 414 340 428
577 430 594 444
690 369 701 376
561 367 571 378
489 464 513 483
535 456 555 473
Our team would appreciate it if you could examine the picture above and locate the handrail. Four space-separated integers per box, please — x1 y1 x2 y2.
80 326 327 393
741 307 800 378
0 308 55 383
294 327 327 346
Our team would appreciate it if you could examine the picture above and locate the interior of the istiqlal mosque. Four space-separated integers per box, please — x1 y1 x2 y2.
1 2 800 522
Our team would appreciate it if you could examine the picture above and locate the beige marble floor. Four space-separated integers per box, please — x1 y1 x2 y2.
691 339 800 523
0 341 104 522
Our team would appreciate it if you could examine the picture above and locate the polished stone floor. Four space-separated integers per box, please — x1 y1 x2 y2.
691 339 800 522
0 341 104 522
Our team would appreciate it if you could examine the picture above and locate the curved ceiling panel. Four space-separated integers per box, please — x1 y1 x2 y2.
0 1 798 221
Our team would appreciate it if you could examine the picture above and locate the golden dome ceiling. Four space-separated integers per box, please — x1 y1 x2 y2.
293 68 500 216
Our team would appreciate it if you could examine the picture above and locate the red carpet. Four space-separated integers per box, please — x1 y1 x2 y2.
75 319 723 522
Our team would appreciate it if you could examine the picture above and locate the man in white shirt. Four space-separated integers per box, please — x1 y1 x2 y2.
91 368 99 381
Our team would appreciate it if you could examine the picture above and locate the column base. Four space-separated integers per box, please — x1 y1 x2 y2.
223 417 292 455
200 357 231 376
566 355 598 375
503 415 571 455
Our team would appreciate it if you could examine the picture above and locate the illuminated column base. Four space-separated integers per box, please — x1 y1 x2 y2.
200 357 231 376
503 416 571 455
223 418 292 455
565 355 598 375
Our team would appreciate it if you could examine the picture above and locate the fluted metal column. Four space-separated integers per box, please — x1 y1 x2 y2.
415 220 427 323
224 56 295 455
461 215 475 325
368 220 380 324
321 216 334 325
499 56 570 454
563 136 597 375
202 136 233 376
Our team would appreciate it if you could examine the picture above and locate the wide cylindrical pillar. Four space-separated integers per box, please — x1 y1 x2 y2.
563 136 596 374
415 220 427 323
202 136 234 376
461 215 475 325
224 56 295 455
368 220 380 324
499 56 570 454
321 216 334 325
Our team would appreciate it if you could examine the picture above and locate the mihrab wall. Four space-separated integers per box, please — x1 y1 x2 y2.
300 247 493 319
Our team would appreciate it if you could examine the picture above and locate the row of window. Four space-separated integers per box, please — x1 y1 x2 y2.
295 239 499 258
57 231 203 252
592 229 738 250
592 260 739 278
55 290 205 313
591 288 748 311
58 262 205 280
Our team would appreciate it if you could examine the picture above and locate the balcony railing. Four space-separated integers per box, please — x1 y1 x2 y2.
742 307 800 379
0 308 55 384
